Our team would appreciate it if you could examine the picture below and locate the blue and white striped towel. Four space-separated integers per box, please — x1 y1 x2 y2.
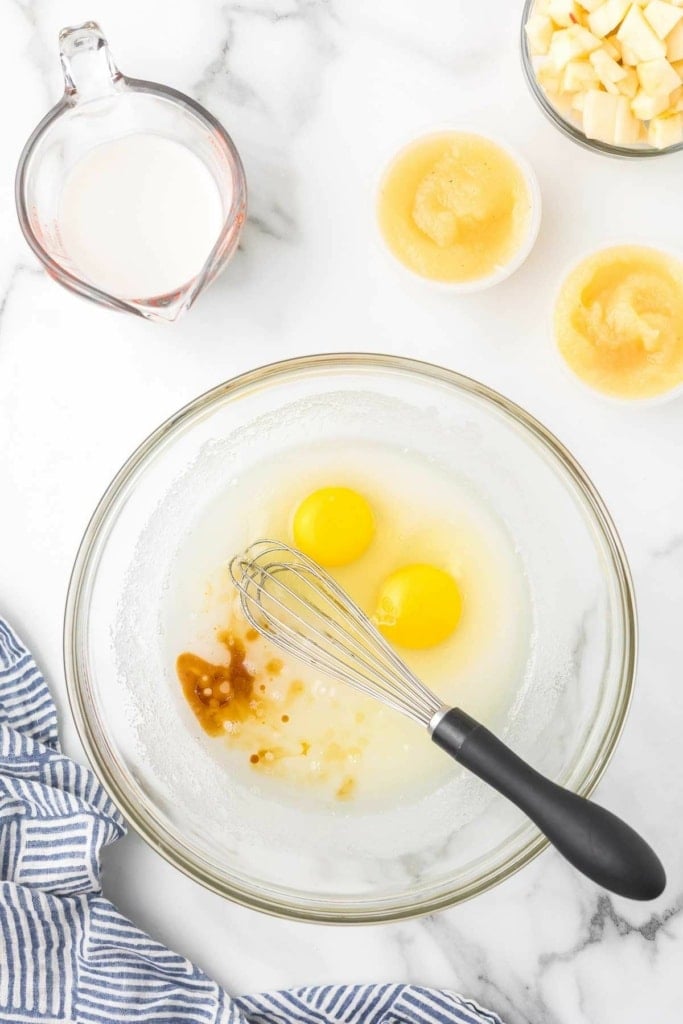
0 615 503 1024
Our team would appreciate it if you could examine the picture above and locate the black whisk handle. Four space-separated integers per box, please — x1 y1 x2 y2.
431 707 665 901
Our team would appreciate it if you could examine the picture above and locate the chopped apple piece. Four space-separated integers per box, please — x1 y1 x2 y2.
543 86 576 114
643 0 683 38
603 35 622 57
666 19 683 57
549 24 603 66
618 64 640 92
563 58 601 88
648 109 683 144
631 86 671 115
617 5 667 59
583 88 619 138
619 39 641 62
527 15 555 54
591 46 629 83
557 91 579 112
549 0 580 24
614 93 642 139
637 55 681 91
538 61 562 87
589 0 630 36
577 0 603 10
537 62 563 97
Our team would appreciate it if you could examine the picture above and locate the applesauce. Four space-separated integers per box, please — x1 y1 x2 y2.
555 245 683 400
377 131 536 284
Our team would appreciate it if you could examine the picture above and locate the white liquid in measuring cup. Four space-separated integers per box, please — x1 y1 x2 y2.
58 134 226 299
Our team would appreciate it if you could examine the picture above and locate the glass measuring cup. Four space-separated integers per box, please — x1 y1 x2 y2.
15 22 247 323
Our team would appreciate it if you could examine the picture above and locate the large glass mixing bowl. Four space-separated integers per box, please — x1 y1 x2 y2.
64 354 636 922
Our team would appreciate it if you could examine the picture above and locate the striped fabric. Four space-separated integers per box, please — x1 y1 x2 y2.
0 616 503 1024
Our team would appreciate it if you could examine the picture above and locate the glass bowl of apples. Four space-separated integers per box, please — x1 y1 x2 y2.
521 0 683 156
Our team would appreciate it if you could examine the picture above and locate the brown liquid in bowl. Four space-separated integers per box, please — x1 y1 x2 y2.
176 635 256 737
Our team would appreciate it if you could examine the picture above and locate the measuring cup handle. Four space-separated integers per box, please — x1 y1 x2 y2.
59 22 123 103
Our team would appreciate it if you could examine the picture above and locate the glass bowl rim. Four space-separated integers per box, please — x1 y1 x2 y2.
63 352 637 924
520 0 683 159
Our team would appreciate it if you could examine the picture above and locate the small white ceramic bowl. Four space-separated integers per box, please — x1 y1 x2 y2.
551 243 683 408
374 125 542 294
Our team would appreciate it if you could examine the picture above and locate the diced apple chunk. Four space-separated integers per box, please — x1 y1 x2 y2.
666 19 683 57
603 35 622 57
541 86 576 115
618 64 640 92
643 0 683 38
549 24 603 67
556 91 580 112
549 0 580 24
648 109 683 144
582 90 638 142
583 88 619 138
563 58 601 88
589 0 630 36
577 0 603 10
637 55 681 91
620 39 641 62
631 86 671 115
537 62 563 94
615 93 642 138
591 47 629 89
527 15 555 54
617 5 667 60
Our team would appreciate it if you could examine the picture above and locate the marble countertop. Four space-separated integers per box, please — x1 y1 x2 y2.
1 1 682 1021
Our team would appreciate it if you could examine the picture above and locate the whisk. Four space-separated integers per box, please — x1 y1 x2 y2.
229 540 665 901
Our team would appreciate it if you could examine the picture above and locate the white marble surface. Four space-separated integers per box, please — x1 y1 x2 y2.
1 1 682 1021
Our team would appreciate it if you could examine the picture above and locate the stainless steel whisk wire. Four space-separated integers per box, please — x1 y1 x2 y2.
229 540 445 727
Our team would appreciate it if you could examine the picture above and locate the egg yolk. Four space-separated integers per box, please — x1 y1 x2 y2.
293 487 375 567
373 564 463 650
